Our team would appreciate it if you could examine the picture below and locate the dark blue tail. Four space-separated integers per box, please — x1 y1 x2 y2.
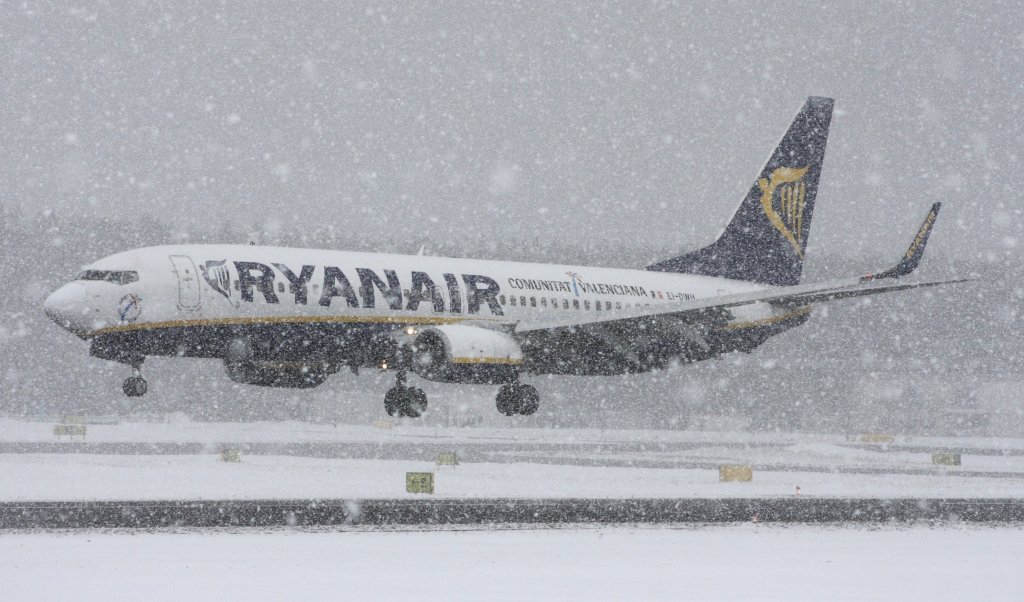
647 97 834 286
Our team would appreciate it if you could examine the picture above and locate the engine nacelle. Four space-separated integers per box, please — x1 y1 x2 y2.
410 324 522 384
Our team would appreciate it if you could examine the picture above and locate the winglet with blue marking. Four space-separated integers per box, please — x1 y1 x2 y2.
861 202 941 282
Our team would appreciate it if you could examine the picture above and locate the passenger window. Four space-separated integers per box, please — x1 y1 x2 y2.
278 282 285 293
520 296 526 306
615 302 621 310
595 300 601 311
563 299 569 309
573 299 580 310
233 280 240 291
499 295 506 305
540 298 547 307
606 301 612 310
584 300 591 310
530 297 536 307
551 298 557 308
511 296 517 306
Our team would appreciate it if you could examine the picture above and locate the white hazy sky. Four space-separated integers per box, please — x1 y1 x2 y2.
3 1 1022 262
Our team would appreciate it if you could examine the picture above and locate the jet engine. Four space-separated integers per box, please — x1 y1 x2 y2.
409 324 522 384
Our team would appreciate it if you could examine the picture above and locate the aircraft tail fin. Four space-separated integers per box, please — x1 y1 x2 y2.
646 96 834 286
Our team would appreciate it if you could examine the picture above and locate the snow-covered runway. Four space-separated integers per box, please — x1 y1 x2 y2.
2 418 1023 502
3 525 1021 601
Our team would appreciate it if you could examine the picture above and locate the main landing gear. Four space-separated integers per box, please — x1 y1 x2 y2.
379 365 539 419
122 361 148 398
384 370 428 418
495 379 540 416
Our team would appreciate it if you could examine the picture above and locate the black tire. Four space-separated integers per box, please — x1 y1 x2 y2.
518 384 540 416
495 384 518 416
384 386 403 417
122 376 147 397
400 387 428 418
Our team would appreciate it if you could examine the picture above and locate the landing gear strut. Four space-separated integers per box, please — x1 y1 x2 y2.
122 361 148 398
496 378 539 416
384 370 428 418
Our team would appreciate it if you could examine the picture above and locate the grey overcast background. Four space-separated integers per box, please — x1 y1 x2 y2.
1 2 1022 431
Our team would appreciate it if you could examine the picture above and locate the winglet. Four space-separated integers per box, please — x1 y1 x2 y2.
861 202 941 282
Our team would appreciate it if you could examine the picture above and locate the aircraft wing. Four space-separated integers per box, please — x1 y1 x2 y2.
513 276 967 333
515 201 967 333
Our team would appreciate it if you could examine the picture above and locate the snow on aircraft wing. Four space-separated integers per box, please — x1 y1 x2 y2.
513 276 967 333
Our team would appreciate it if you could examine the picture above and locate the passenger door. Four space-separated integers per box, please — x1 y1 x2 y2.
169 255 202 311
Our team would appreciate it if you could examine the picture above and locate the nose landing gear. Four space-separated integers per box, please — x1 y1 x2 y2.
122 361 148 397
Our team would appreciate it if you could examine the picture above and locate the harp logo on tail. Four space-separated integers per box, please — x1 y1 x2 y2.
201 260 233 302
759 166 809 258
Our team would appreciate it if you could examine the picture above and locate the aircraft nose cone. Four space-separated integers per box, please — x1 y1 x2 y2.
44 283 92 335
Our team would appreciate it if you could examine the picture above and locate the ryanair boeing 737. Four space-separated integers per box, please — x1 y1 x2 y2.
43 97 961 417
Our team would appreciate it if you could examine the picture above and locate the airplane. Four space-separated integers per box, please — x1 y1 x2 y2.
43 97 963 418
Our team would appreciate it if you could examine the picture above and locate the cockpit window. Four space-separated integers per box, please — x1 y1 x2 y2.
76 270 139 285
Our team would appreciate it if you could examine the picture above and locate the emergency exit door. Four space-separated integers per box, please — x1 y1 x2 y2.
169 255 202 310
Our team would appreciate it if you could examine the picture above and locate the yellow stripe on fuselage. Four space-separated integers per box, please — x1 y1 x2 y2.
450 357 523 365
87 314 502 338
86 306 810 339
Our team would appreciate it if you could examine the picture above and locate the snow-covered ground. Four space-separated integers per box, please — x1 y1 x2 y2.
2 525 1022 601
4 453 1024 501
6 416 1024 451
2 418 1023 501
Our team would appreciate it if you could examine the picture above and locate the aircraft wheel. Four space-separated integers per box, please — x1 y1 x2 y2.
400 387 428 418
384 386 404 417
495 384 519 416
518 384 540 416
123 376 148 397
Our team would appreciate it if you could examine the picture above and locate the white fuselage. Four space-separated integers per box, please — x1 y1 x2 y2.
44 244 781 340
